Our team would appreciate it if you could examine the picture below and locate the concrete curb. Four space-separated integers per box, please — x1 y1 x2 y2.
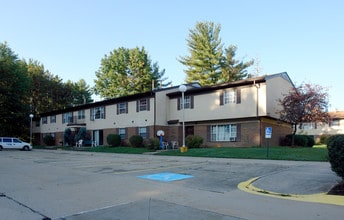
238 177 344 206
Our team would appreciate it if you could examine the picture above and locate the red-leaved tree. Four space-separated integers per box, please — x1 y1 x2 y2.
279 83 330 145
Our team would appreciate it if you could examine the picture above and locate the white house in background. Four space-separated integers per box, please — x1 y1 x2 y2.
33 72 294 147
297 111 344 142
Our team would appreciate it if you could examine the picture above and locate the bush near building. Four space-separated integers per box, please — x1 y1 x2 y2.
129 135 143 148
107 134 121 147
280 134 315 147
43 134 55 146
327 135 344 180
186 135 203 148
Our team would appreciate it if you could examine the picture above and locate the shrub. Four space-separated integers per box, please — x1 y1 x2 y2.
63 128 74 146
305 135 315 147
143 138 160 150
75 127 90 142
282 134 314 147
129 135 143 148
327 135 344 179
185 135 203 148
319 134 331 145
43 134 55 146
107 134 121 147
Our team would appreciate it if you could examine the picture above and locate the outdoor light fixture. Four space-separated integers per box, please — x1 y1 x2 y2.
29 114 34 145
179 85 187 152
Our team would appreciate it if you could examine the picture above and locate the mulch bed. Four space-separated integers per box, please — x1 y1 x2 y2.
328 181 344 196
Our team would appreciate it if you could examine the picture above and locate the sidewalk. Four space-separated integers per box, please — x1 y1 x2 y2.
238 162 344 206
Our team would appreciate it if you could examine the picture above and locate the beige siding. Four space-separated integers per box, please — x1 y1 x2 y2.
168 85 266 122
266 75 293 118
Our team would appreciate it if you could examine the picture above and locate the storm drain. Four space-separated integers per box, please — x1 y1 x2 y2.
138 172 193 182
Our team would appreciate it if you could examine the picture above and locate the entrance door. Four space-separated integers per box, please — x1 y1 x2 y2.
93 130 103 146
186 126 194 137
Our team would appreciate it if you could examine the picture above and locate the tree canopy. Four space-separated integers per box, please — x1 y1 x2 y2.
94 47 170 98
0 42 93 138
279 83 330 139
179 21 253 86
26 60 93 114
0 42 31 137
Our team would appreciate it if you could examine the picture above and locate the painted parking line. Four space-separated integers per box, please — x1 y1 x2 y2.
138 172 194 182
238 177 344 206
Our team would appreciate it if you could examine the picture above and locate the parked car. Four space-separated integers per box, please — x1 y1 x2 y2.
0 137 32 151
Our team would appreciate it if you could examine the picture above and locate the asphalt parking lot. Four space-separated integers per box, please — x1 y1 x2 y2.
0 149 343 220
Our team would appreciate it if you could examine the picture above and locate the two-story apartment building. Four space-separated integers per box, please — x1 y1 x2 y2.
297 111 344 142
33 72 294 147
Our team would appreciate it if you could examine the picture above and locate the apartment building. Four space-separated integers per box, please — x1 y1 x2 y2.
297 111 344 142
33 72 294 147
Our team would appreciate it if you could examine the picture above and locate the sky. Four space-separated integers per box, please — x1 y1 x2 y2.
1 0 343 110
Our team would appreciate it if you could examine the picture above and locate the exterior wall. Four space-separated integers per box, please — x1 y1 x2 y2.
168 85 264 122
260 118 293 146
297 119 344 142
266 73 294 118
34 73 294 148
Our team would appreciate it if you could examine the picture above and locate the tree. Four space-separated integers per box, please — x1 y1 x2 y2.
220 45 254 83
0 42 31 137
279 83 330 145
94 47 170 98
27 60 93 114
179 21 253 86
179 21 223 85
66 79 93 105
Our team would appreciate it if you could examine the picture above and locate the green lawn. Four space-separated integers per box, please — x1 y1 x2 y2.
34 145 329 162
156 146 329 162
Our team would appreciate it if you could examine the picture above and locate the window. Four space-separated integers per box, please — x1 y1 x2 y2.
62 112 73 124
119 128 127 139
117 102 128 114
50 115 56 123
137 98 150 112
223 90 236 104
220 89 241 105
78 110 85 119
302 122 316 130
3 138 11 142
91 106 105 120
13 138 21 143
178 96 193 110
330 119 340 127
42 116 47 124
211 124 237 142
138 127 147 139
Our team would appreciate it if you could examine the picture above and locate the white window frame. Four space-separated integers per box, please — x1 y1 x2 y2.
223 90 236 104
119 128 126 139
330 119 340 127
91 106 105 120
138 127 147 139
78 110 85 119
180 96 191 109
139 99 148 111
50 115 56 124
118 102 127 114
42 116 47 124
62 112 73 124
211 124 237 142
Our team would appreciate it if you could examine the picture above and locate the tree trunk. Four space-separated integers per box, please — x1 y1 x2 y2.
291 124 297 146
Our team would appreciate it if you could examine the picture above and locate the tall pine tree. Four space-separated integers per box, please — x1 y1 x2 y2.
179 21 253 86
179 21 223 85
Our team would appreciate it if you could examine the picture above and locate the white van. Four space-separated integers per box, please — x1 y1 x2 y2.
0 137 32 151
